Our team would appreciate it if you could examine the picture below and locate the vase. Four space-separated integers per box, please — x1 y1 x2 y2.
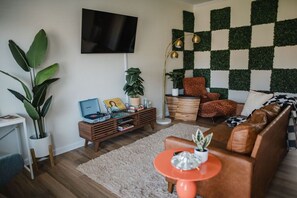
172 88 179 96
194 148 208 163
29 133 52 158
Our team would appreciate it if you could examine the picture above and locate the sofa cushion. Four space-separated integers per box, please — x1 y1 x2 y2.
260 103 281 123
241 90 273 116
227 109 268 154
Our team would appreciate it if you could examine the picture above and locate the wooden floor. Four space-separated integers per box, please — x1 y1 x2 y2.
1 118 297 198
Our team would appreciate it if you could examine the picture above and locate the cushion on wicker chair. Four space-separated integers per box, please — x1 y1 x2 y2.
199 99 237 118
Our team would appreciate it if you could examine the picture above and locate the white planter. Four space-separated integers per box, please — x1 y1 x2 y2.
172 88 179 96
194 148 209 163
29 133 52 158
130 97 140 107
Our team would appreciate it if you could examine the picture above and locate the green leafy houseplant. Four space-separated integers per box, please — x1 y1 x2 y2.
165 71 184 89
123 67 144 98
0 29 59 139
192 128 213 152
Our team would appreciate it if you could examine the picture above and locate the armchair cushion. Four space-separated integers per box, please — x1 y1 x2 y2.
183 77 207 97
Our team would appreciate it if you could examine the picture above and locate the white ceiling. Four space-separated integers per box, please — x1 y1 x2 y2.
177 0 216 5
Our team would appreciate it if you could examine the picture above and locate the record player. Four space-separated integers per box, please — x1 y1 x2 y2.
79 98 111 123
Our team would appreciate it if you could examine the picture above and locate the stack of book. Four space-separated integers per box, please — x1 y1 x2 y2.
118 124 134 131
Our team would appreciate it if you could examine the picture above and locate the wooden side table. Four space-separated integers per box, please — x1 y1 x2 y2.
154 148 222 198
165 95 200 121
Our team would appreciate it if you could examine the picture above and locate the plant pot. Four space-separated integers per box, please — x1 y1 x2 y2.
130 97 140 107
29 133 52 158
194 148 208 163
172 88 179 96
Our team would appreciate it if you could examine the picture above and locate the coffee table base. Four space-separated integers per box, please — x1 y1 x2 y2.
176 180 197 198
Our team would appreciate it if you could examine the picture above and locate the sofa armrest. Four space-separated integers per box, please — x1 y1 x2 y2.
206 92 220 101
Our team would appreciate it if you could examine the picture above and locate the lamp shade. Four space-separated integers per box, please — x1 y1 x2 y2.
192 34 201 43
175 39 183 48
170 51 179 58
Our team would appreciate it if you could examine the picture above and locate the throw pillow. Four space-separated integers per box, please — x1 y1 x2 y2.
241 90 273 116
227 109 268 154
226 123 258 154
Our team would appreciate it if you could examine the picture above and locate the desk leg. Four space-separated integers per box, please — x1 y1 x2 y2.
176 180 197 198
22 120 34 179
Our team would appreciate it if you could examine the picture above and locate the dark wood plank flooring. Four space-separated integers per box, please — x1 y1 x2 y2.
1 118 296 198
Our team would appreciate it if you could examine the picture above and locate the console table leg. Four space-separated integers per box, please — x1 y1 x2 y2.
168 182 174 193
94 142 100 152
84 140 89 148
150 122 155 130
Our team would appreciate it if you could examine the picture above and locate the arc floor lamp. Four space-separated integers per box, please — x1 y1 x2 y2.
156 33 201 125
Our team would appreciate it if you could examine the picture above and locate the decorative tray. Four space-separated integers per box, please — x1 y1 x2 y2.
171 151 201 170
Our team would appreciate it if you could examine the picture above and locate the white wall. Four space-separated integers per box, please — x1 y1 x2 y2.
0 0 192 156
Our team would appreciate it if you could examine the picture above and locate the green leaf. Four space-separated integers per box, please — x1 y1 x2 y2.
7 89 28 103
35 63 59 85
24 100 40 120
0 70 32 100
26 29 48 68
32 83 48 107
32 78 59 107
41 96 52 117
8 40 30 72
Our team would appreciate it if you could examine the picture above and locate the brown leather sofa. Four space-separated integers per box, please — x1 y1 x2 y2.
164 103 291 198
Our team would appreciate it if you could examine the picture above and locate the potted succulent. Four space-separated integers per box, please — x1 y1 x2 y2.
192 128 213 163
123 67 144 107
165 70 184 96
0 29 59 158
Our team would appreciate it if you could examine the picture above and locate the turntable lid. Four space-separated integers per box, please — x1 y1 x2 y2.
79 98 101 117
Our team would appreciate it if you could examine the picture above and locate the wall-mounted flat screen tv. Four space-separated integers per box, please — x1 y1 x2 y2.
81 8 138 53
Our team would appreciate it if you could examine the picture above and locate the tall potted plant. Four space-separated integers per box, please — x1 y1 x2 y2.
0 29 59 158
165 70 184 96
123 67 144 107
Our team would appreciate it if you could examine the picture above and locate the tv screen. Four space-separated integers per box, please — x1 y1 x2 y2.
81 8 138 53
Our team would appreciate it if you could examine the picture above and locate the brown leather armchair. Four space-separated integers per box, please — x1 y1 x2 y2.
183 77 237 118
183 77 220 103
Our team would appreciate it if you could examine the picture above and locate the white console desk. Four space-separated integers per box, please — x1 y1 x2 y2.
0 115 34 179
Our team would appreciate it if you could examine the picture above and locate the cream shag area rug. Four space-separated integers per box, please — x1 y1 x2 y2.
77 123 209 198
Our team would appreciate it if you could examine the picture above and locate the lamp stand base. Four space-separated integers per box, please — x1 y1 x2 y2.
156 117 172 125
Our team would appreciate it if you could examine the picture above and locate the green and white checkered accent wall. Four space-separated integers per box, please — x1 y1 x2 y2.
172 0 297 102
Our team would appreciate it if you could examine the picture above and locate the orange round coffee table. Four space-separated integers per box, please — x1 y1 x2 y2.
154 148 222 198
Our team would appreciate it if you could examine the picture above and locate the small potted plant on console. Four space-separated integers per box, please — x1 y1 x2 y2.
192 128 213 163
165 70 184 96
123 67 144 107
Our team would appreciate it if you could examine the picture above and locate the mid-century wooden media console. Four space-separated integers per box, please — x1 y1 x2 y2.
78 108 156 151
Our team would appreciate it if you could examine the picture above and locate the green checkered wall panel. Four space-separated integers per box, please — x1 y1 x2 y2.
183 11 194 33
229 26 251 49
211 7 231 30
194 31 211 51
271 69 297 93
249 47 274 70
229 70 251 91
274 19 297 46
251 0 278 25
171 2 297 100
211 50 230 70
